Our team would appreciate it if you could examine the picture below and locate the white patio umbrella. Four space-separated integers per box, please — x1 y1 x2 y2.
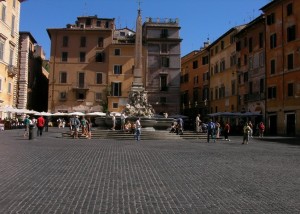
68 112 85 116
52 112 68 116
85 112 106 116
35 111 52 116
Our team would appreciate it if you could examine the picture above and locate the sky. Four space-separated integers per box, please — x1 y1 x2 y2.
20 0 271 59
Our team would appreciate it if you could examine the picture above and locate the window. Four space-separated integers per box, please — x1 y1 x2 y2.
259 52 264 67
13 0 16 8
260 79 264 93
1 5 6 22
160 75 168 91
270 59 276 74
59 92 67 100
202 56 209 65
96 21 101 27
63 36 68 47
60 72 67 83
111 82 122 96
267 13 275 25
61 52 68 62
215 46 219 54
236 41 241 51
221 41 225 50
160 97 167 104
95 52 105 62
78 72 85 88
9 48 13 65
86 18 91 26
230 54 236 67
220 59 225 72
249 81 253 94
161 57 169 67
80 37 86 47
287 83 294 97
11 15 15 36
193 76 198 85
249 57 253 70
98 37 103 47
96 73 103 84
244 54 248 65
249 37 253 53
0 39 4 60
114 49 120 56
8 82 11 94
161 44 168 53
79 52 85 62
214 63 219 74
287 53 294 70
287 25 296 42
259 32 264 48
268 86 276 99
112 103 118 108
244 72 248 82
270 34 277 49
0 78 2 91
215 88 218 100
193 60 198 69
76 92 85 100
114 65 122 74
287 3 293 16
161 29 168 38
232 81 236 96
95 92 102 101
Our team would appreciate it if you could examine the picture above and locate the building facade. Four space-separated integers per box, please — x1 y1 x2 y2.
47 16 114 113
0 0 22 118
261 0 300 136
235 16 266 125
47 12 182 115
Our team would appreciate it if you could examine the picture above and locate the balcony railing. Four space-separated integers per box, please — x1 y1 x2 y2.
72 83 89 90
7 65 17 76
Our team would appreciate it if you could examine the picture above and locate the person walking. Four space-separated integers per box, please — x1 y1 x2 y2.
70 115 80 139
259 122 265 137
23 115 31 138
120 112 126 131
111 113 116 130
176 117 184 135
195 114 201 133
207 119 215 143
248 121 253 138
224 121 231 141
242 122 252 144
36 115 45 137
135 118 142 141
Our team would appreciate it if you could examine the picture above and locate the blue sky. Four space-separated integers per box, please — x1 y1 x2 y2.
20 0 270 59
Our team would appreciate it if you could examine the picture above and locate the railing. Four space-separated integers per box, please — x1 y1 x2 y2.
72 83 89 90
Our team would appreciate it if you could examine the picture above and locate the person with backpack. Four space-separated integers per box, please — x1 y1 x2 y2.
36 115 45 137
69 115 80 139
207 119 215 143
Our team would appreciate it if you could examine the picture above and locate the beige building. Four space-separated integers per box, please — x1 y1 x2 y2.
48 12 182 115
47 16 114 113
0 0 23 118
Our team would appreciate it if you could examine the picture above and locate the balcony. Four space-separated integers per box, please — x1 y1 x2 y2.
72 83 89 91
7 65 17 77
247 92 265 102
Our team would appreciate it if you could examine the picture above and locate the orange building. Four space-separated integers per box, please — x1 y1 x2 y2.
235 15 266 125
208 26 245 114
180 43 209 118
261 0 300 136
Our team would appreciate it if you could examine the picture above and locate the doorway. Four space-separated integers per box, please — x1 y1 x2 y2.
286 113 295 136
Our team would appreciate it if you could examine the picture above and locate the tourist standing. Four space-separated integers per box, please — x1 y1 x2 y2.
70 115 80 139
215 121 221 138
111 113 116 130
242 122 252 144
248 121 253 138
259 122 265 137
23 115 30 138
224 121 231 141
135 118 142 141
195 114 201 133
36 115 45 136
207 119 215 143
120 112 126 131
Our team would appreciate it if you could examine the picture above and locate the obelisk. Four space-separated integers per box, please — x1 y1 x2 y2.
131 4 144 91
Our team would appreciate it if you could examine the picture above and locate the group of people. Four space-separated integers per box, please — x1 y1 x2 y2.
169 118 184 135
23 114 46 138
69 115 92 139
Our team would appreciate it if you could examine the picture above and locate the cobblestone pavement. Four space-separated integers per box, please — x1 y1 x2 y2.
0 128 299 214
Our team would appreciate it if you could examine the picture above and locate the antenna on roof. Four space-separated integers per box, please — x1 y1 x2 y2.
83 0 87 16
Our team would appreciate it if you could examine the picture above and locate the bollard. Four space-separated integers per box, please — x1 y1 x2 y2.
29 124 35 140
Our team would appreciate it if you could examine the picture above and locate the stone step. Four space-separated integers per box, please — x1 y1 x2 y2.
61 129 208 140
